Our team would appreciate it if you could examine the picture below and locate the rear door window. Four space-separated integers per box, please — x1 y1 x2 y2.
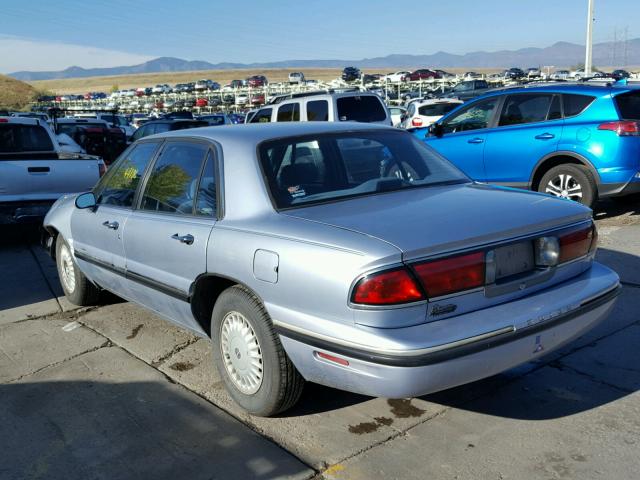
306 100 329 121
562 94 595 117
336 96 386 122
0 124 53 153
277 103 300 122
498 94 554 126
250 108 272 123
614 91 640 120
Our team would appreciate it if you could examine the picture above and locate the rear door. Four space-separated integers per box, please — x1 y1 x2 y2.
425 96 500 181
483 93 563 187
122 140 217 333
71 141 160 292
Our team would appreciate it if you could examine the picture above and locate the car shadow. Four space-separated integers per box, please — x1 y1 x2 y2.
0 380 311 480
593 197 639 220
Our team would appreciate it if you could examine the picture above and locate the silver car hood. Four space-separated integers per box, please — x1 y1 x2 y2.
282 183 592 260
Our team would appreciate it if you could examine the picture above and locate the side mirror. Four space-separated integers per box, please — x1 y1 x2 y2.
75 192 97 209
428 123 444 138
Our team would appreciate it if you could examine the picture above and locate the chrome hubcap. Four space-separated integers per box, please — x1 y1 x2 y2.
58 244 76 293
545 174 583 201
220 311 263 394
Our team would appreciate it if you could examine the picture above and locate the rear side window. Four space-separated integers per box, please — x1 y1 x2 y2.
277 103 300 122
337 96 386 122
250 108 272 123
562 94 595 117
499 94 553 126
0 124 54 153
95 142 159 208
140 142 208 215
418 103 459 117
306 100 329 121
614 91 640 120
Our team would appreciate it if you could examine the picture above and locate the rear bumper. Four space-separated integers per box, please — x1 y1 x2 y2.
0 201 54 225
277 263 620 398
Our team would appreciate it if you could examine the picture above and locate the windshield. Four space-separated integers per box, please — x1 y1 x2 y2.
258 130 469 209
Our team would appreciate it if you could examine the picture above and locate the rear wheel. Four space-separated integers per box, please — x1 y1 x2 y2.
55 235 100 306
538 164 597 208
211 285 304 416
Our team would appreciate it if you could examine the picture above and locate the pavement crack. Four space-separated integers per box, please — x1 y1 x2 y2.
547 361 634 394
151 337 201 367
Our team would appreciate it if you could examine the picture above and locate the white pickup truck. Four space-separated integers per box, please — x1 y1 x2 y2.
0 117 105 224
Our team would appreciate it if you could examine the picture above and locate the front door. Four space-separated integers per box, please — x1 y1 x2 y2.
425 96 500 181
122 141 218 334
71 141 160 292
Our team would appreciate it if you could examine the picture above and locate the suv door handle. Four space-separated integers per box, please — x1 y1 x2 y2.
467 137 484 144
102 221 119 230
535 133 555 140
171 233 194 245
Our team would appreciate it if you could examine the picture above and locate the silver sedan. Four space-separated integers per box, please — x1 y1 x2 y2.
44 122 620 416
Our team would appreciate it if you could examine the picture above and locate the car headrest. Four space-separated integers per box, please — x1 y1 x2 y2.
280 163 318 187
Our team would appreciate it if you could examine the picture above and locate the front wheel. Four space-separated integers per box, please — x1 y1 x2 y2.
55 235 100 306
538 164 597 208
211 286 304 416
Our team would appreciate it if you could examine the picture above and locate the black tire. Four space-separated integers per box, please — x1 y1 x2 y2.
211 285 304 416
55 235 100 306
538 164 597 208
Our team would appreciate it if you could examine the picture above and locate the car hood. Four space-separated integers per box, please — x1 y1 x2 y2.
282 183 592 260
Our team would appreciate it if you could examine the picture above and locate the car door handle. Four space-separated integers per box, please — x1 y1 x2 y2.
535 133 555 140
467 137 484 144
171 233 194 245
28 166 50 173
102 221 119 230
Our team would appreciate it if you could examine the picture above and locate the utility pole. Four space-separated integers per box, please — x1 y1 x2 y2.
585 0 595 75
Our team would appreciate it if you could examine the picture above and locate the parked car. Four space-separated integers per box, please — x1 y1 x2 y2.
0 117 105 224
612 69 631 80
383 71 411 83
247 75 268 87
248 92 391 125
504 68 526 80
195 98 209 108
569 69 586 80
198 114 232 126
44 122 620 417
341 66 361 82
416 84 640 207
401 99 463 129
288 72 305 84
75 113 135 140
388 106 407 127
55 118 127 163
152 84 171 94
235 94 249 106
437 80 491 101
463 72 482 80
527 67 542 78
551 70 571 80
406 69 438 81
130 119 208 141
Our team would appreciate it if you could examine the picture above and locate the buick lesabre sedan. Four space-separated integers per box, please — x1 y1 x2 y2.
43 123 620 416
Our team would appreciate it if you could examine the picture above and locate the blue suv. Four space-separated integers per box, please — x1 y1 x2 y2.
415 83 640 207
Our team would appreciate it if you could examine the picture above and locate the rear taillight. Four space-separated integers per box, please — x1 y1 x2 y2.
598 121 640 136
98 162 106 177
558 223 597 263
412 118 423 127
412 252 485 298
352 268 424 305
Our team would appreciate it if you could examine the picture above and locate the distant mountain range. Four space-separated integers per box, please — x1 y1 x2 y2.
10 38 640 81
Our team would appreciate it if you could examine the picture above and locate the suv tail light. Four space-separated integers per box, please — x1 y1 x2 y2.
352 268 424 305
598 121 640 136
559 223 597 263
412 252 485 298
412 118 424 127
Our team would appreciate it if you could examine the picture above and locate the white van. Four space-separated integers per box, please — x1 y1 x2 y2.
249 92 392 126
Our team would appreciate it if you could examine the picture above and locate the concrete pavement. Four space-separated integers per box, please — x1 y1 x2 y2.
0 199 638 480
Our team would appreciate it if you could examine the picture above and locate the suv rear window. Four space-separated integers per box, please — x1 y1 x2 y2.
418 103 460 117
0 124 54 153
337 96 386 122
562 94 595 117
614 91 640 120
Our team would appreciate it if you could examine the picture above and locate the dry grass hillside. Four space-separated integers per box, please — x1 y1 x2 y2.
0 74 39 110
29 67 504 95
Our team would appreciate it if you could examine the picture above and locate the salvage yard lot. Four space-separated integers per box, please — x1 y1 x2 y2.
1 200 639 480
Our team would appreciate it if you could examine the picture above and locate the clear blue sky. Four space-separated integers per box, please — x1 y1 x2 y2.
0 0 637 72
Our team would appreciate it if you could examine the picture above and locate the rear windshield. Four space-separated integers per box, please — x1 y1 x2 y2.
0 124 54 153
418 103 460 116
57 123 106 135
615 91 640 120
169 121 208 131
336 96 387 122
258 130 468 209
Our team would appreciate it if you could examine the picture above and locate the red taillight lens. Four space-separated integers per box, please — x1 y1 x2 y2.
598 121 640 136
412 252 485 298
559 224 596 263
412 118 423 127
352 268 424 305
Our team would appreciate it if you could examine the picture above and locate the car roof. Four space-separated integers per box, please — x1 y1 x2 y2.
0 116 41 125
413 98 464 107
56 118 109 124
482 82 640 98
152 121 393 144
